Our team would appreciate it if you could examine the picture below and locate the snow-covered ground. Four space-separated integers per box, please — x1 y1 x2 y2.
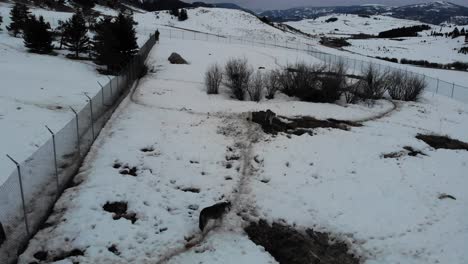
17 34 468 264
346 34 468 64
286 14 422 37
152 7 303 43
286 14 468 64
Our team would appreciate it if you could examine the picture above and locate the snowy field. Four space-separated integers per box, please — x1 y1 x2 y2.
17 35 468 264
346 34 468 64
286 14 468 64
286 14 422 37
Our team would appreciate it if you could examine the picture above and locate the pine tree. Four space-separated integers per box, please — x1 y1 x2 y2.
170 8 179 17
178 9 188 21
7 3 31 37
452 27 460 38
92 12 138 73
461 28 466 36
0 15 3 30
92 17 119 72
63 11 90 58
114 12 138 61
23 15 54 54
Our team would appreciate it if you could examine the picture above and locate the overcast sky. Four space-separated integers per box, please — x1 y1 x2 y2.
190 0 468 10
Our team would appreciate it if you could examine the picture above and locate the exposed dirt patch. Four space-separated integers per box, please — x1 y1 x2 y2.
382 146 426 159
245 220 360 264
251 110 361 136
416 134 468 151
103 201 138 224
108 244 121 256
179 187 201 193
141 146 155 152
438 193 456 200
119 165 138 176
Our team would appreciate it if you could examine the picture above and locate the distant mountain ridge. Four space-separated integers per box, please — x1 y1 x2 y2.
259 1 468 25
136 0 251 13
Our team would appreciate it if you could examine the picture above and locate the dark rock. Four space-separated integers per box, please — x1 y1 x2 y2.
168 52 188 64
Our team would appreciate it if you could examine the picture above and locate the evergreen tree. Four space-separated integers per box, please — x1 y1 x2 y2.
92 12 138 73
23 15 54 54
7 3 30 37
92 17 118 71
170 8 179 17
63 11 90 58
452 27 460 38
55 19 67 49
461 28 466 36
114 12 138 60
0 15 3 30
178 9 188 21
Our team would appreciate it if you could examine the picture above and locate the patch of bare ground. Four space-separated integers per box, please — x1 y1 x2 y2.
103 201 138 224
416 134 468 151
245 220 360 264
251 110 361 136
382 146 426 159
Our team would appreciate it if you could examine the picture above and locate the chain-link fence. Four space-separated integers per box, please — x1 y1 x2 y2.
0 33 157 264
153 27 468 103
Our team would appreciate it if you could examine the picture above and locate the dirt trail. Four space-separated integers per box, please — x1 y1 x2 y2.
154 113 260 264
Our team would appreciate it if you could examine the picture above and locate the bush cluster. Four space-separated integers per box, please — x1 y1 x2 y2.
205 59 426 103
352 65 426 102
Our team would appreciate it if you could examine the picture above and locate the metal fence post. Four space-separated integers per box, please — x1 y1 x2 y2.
451 83 455 98
107 76 113 100
6 154 30 237
45 125 60 198
84 93 95 140
70 107 80 158
98 81 106 107
436 78 440 94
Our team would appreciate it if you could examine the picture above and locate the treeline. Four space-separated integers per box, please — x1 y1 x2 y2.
375 56 468 71
378 25 431 38
4 2 139 74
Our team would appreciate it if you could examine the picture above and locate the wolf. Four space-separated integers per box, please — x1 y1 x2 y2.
199 201 231 231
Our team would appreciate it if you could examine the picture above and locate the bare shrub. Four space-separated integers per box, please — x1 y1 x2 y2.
265 69 281 99
205 63 223 94
320 60 347 102
387 70 426 101
224 58 252 100
248 71 264 102
277 61 349 103
278 62 324 102
357 64 390 100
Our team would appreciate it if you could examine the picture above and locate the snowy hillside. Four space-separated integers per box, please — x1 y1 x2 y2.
286 14 422 36
285 14 468 64
154 7 304 42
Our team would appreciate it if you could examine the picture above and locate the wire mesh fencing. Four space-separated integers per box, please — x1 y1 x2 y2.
154 27 468 103
0 33 157 264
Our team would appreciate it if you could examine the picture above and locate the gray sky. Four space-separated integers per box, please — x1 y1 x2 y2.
191 0 468 10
